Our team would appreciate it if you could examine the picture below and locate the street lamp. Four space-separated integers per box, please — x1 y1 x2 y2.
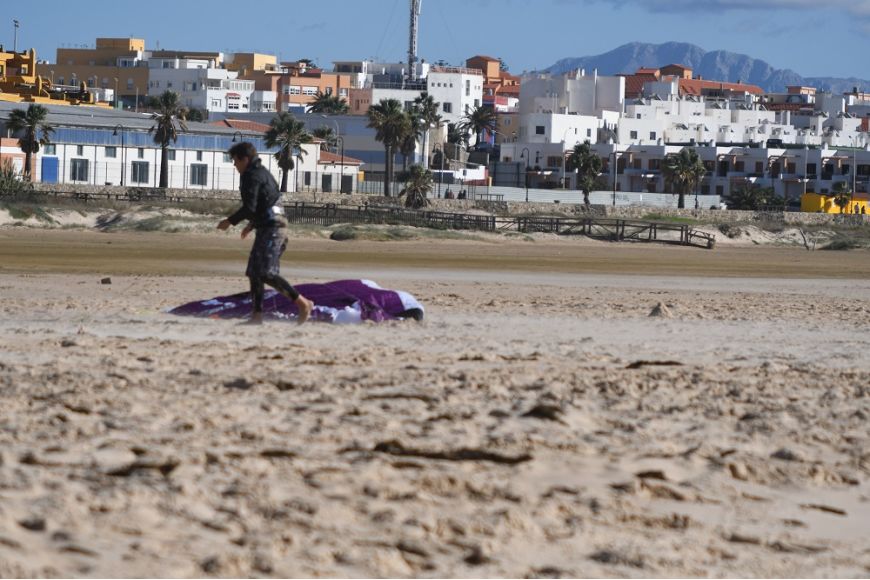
320 115 340 151
433 145 444 197
520 147 530 203
112 124 126 186
231 131 243 143
561 127 572 189
335 135 346 193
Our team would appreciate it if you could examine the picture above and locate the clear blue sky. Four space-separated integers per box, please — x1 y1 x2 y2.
6 0 868 80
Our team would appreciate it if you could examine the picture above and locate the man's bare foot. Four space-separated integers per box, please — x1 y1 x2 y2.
241 312 264 325
295 296 314 325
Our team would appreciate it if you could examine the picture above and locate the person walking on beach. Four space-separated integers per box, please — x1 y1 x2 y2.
217 142 313 325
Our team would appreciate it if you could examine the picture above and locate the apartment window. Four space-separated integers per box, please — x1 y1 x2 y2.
131 161 150 184
196 151 203 161
43 144 56 155
587 128 592 137
76 145 84 156
630 130 638 139
228 101 240 110
70 159 89 182
137 148 145 159
465 79 470 97
404 101 415 112
547 156 561 168
189 164 208 186
339 88 348 97
127 78 134 90
535 126 545 135
101 77 109 88
302 86 318 95
325 87 333 95
474 99 479 107
650 131 657 140
304 172 312 186
104 146 117 158
442 102 452 113
504 119 511 126
648 159 660 170
167 82 173 88
167 150 176 161
87 77 96 88
289 86 302 95
57 76 64 85
755 161 764 174
211 99 221 108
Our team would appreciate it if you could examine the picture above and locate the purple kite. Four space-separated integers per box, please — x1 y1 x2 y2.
168 279 424 324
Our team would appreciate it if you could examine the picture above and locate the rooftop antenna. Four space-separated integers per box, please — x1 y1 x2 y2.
407 0 421 81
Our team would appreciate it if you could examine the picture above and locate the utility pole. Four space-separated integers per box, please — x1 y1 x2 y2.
407 0 421 82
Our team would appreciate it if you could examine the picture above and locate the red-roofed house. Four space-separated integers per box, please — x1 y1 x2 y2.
210 118 271 133
622 65 763 99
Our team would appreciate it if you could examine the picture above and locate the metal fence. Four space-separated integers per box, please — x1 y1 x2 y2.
283 202 715 248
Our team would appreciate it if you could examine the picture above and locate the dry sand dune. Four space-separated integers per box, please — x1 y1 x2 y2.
0 228 869 578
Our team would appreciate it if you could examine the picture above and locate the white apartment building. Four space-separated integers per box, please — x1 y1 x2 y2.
426 66 484 127
147 57 257 113
333 60 430 89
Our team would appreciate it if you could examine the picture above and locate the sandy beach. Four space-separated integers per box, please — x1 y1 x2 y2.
1 225 869 577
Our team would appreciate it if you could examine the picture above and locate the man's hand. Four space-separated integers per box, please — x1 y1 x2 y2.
241 224 254 239
217 218 232 231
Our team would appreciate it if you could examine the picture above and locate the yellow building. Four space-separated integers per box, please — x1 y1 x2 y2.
801 192 869 214
0 47 98 105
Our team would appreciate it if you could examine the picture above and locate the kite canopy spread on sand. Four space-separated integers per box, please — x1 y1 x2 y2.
168 279 424 324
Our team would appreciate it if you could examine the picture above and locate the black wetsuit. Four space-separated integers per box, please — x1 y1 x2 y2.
227 157 299 313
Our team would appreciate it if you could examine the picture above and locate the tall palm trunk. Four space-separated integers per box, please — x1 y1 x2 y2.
421 129 430 170
677 190 686 209
159 145 169 188
24 150 33 181
384 145 392 197
280 169 288 193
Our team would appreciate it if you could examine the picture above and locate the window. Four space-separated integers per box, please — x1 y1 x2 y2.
288 86 302 95
127 78 134 90
76 145 84 156
70 159 89 181
43 144 56 155
650 131 657 140
101 77 109 88
189 164 208 186
228 102 240 110
338 88 348 97
302 86 318 95
104 146 117 158
57 76 64 85
547 156 561 168
131 161 149 184
196 151 203 161
442 102 452 113
304 172 311 186
167 150 176 161
535 126 545 135
630 130 638 139
648 159 660 170
465 79 470 97
137 148 145 159
404 101 414 111
587 129 592 137
474 99 480 107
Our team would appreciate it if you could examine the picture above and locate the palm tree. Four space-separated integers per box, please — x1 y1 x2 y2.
567 141 602 207
264 112 312 193
148 91 188 188
309 91 349 115
459 104 497 148
728 183 781 210
831 181 851 213
662 148 707 209
413 93 441 169
399 108 426 172
7 104 53 181
312 126 337 151
367 99 410 197
400 164 433 209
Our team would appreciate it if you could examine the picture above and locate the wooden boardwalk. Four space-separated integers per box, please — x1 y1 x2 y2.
285 202 716 249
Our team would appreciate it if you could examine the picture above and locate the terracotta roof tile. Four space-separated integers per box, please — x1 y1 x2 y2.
209 119 271 133
318 149 363 166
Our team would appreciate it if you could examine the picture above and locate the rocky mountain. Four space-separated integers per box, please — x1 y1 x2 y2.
543 42 867 94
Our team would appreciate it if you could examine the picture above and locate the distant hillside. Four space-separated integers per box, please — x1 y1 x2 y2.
543 42 868 94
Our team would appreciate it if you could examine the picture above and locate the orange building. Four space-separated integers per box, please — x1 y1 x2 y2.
621 64 763 99
242 61 351 112
466 55 520 109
